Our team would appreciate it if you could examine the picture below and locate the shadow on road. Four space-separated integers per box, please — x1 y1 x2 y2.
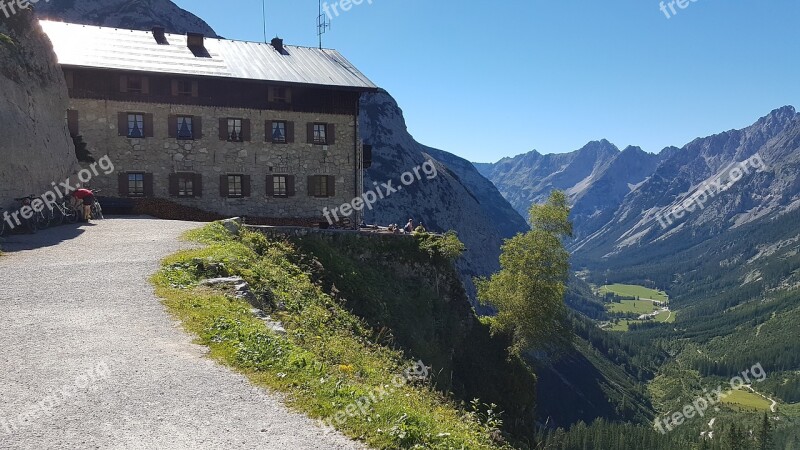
0 222 93 253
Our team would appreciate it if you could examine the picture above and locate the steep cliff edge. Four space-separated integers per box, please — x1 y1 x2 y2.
293 231 537 435
359 92 529 305
0 9 78 207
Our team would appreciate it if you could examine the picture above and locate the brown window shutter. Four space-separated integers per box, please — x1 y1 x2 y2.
242 175 251 197
141 77 150 95
286 121 295 143
143 173 154 197
265 120 273 142
118 172 128 197
194 116 203 139
267 87 275 103
193 173 203 197
219 175 229 197
307 123 314 144
168 173 178 197
242 119 251 142
144 113 154 138
327 175 336 197
219 118 228 140
118 112 128 136
168 115 177 138
120 75 128 93
191 81 199 98
64 70 74 90
327 124 336 145
67 110 79 137
265 175 274 196
171 79 179 96
307 176 314 196
286 175 296 197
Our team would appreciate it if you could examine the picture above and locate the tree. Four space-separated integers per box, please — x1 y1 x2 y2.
475 191 573 355
757 413 772 450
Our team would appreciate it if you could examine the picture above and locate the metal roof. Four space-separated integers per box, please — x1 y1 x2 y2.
39 20 378 90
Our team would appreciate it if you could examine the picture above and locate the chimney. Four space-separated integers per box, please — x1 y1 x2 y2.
187 32 205 48
271 37 284 53
152 26 167 44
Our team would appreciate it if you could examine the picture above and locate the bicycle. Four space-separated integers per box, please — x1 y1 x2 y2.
50 198 80 225
12 196 46 234
89 189 104 220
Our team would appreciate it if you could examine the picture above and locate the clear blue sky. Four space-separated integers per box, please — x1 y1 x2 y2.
173 0 800 162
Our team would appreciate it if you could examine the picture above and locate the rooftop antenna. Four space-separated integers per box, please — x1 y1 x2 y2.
317 0 330 49
262 0 268 43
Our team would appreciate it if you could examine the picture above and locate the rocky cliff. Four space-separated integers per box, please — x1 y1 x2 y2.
359 92 529 304
35 0 218 37
0 9 78 208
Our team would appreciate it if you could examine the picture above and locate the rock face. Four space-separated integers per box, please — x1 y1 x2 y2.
35 0 218 37
572 106 800 265
0 9 78 208
476 140 662 240
477 106 800 266
359 91 529 304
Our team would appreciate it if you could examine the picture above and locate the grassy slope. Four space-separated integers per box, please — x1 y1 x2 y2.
153 223 511 450
293 233 538 436
599 284 668 302
607 300 660 315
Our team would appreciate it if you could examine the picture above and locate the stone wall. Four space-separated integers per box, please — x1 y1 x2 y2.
71 98 360 221
0 10 79 208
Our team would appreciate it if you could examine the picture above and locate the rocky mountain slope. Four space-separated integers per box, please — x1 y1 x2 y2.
478 107 800 258
35 0 218 37
359 92 529 302
573 106 800 264
476 140 662 240
0 9 78 207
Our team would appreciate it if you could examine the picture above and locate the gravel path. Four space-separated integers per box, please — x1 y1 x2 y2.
0 217 365 450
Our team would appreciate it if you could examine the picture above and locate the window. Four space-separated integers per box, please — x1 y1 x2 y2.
177 80 193 97
269 86 291 104
177 174 194 197
227 119 243 142
273 175 288 197
227 175 243 198
128 114 144 138
177 116 193 140
272 121 287 143
128 173 145 197
127 76 143 94
313 124 327 145
310 175 330 197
